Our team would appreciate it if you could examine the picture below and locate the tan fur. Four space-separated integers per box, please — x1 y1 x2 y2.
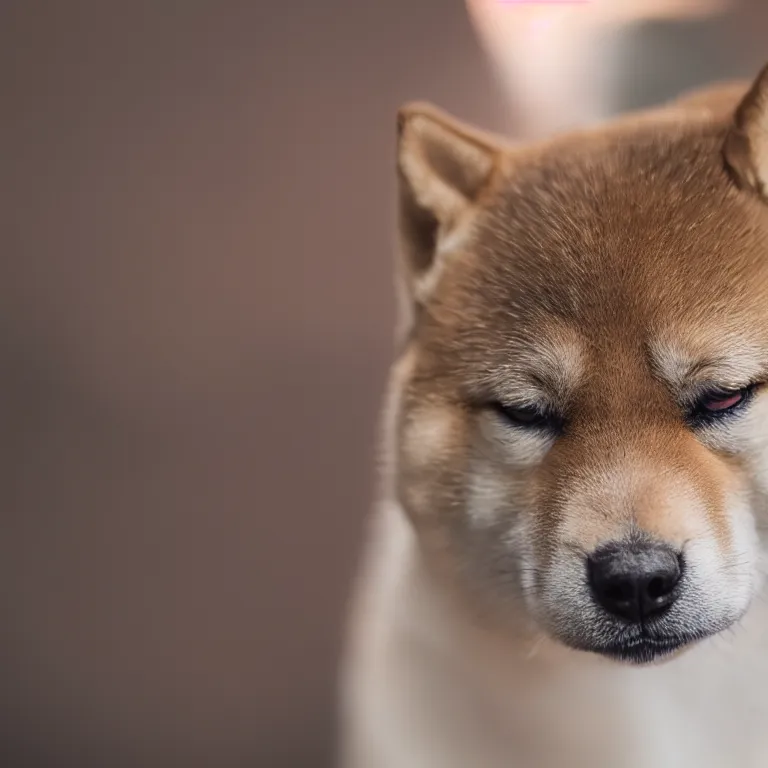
342 64 768 768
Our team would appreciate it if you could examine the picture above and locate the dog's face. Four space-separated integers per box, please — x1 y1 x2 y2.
393 68 768 664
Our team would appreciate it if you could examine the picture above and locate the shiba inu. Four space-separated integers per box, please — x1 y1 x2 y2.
340 63 768 768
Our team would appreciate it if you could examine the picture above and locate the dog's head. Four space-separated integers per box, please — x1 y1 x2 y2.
392 66 768 664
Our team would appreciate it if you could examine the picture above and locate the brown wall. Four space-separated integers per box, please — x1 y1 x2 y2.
0 2 511 766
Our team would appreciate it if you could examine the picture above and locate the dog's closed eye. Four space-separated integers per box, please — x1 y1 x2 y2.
687 384 760 426
489 401 565 433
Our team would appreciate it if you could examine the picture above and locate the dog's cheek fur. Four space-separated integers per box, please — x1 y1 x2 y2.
394 361 540 615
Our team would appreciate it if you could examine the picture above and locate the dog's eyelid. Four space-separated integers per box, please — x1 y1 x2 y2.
686 379 762 403
489 400 566 433
683 380 762 427
485 393 561 417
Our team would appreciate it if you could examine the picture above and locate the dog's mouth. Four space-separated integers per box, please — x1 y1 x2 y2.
593 633 693 664
559 609 744 665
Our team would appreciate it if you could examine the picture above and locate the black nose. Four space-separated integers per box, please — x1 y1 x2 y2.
587 542 682 623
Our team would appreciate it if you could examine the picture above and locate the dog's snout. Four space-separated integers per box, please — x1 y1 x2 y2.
587 542 682 623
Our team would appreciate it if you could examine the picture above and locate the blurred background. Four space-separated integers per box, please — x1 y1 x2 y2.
1 1 766 766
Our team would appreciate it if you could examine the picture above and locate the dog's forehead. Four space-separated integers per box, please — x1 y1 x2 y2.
430 127 768 368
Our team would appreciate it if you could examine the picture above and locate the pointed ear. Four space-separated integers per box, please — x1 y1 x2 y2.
724 63 768 198
396 102 504 307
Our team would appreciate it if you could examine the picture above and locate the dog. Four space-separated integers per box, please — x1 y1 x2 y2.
340 63 768 768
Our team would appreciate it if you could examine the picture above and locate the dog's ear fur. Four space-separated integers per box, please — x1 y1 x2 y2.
724 63 768 199
396 103 503 310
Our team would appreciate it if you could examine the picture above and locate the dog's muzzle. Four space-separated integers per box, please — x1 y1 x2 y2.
585 540 690 663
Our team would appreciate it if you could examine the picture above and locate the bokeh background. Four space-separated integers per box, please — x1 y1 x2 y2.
1 1 766 766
